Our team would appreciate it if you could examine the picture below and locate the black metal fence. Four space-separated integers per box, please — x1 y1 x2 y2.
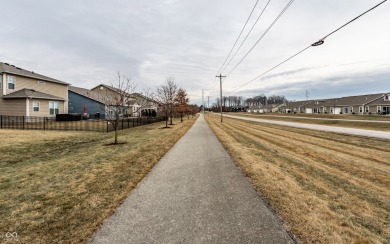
0 115 167 133
106 116 167 132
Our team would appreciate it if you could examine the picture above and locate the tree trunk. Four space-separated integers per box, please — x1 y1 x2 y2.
180 113 183 122
169 104 173 125
114 121 118 144
165 110 168 128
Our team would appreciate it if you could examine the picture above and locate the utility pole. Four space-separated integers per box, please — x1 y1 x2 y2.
305 90 309 100
202 89 204 114
207 96 210 112
216 74 226 122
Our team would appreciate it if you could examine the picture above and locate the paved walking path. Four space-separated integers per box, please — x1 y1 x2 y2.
225 114 390 140
90 115 294 244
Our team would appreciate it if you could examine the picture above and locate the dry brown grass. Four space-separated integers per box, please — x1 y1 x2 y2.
205 114 390 244
233 113 390 131
235 112 390 121
0 116 197 243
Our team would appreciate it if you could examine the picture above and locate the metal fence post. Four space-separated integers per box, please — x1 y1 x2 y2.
43 117 46 130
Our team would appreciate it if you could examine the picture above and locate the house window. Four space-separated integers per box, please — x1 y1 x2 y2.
359 106 363 113
37 80 45 85
0 75 2 89
377 106 381 113
385 95 389 101
8 76 15 89
350 106 353 112
33 101 40 112
365 106 369 113
49 101 60 115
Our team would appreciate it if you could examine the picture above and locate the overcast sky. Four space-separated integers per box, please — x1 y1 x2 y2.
2 0 389 105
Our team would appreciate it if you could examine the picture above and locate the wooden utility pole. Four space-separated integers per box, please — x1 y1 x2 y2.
216 74 226 122
202 89 204 114
207 96 210 112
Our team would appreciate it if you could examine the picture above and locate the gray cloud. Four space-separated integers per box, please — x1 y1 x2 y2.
1 0 389 105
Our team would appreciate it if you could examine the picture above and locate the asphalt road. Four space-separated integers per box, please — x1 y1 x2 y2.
225 114 390 140
90 114 294 244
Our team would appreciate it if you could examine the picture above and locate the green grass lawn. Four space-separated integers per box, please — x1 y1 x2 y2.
0 117 197 243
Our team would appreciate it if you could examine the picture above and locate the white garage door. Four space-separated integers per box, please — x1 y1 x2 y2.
306 108 313 113
334 108 341 114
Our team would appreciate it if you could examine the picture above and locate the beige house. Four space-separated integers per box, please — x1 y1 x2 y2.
0 62 69 117
366 93 390 115
321 93 385 114
91 84 159 117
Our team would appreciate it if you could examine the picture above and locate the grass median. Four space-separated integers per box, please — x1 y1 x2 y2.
232 112 390 131
0 116 197 243
206 114 390 243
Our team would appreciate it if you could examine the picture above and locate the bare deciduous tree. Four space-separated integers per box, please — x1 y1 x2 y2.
155 77 178 127
96 72 141 144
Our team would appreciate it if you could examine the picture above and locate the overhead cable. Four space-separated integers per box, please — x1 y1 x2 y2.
221 0 271 74
215 0 260 77
228 0 388 93
225 0 295 76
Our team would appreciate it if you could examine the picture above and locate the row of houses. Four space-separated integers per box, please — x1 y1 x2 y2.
248 93 390 115
0 62 159 119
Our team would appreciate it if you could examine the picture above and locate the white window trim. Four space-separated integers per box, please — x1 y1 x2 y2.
37 80 45 85
8 75 15 90
359 106 363 113
49 101 60 115
365 106 369 113
0 75 2 89
33 101 40 112
377 106 381 113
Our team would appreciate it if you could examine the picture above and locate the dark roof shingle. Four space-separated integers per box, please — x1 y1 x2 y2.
0 62 68 85
3 89 65 100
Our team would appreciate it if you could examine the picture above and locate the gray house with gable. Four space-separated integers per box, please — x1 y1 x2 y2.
68 86 106 119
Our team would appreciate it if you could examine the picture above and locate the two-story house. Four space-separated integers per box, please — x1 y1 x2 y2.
90 84 159 117
0 62 69 117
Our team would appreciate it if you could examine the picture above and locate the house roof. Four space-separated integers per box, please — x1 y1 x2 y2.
284 100 313 109
0 62 68 85
322 93 384 107
69 86 105 104
91 84 161 105
2 88 65 100
366 94 390 106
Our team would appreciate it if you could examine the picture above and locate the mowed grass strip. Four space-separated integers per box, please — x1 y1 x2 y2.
205 114 390 244
0 116 197 243
232 113 390 132
235 112 390 121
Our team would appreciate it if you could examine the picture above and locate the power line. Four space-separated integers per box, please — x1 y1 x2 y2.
210 0 260 95
221 0 271 74
225 0 295 76
229 45 311 93
321 0 387 41
228 0 388 93
215 0 260 77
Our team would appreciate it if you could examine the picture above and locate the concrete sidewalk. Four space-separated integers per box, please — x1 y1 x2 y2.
90 115 294 244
